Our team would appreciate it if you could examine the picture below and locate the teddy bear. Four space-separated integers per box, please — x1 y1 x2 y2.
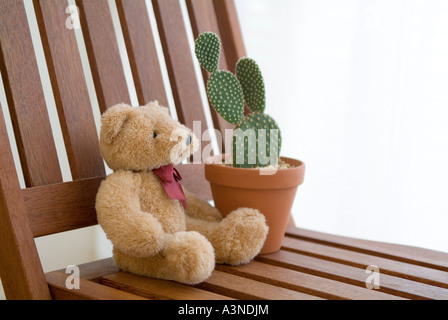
95 101 268 285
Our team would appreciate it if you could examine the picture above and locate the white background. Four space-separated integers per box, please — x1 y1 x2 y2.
235 0 448 252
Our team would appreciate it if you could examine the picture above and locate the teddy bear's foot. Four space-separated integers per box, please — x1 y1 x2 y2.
163 231 215 284
214 208 268 265
113 231 215 285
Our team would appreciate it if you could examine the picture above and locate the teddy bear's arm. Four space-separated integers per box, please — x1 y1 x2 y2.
182 187 222 222
96 171 170 258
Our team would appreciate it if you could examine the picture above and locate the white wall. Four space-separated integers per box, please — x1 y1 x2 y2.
235 0 448 253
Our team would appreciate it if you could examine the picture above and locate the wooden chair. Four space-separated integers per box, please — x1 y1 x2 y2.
0 0 447 300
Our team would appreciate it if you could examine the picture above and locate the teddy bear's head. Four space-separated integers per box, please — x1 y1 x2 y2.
100 102 198 171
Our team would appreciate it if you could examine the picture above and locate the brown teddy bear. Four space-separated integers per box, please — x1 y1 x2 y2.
95 102 268 285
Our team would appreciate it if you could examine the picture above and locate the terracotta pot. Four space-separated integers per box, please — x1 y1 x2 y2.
204 156 305 254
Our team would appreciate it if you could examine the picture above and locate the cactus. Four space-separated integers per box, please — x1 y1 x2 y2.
195 32 221 73
195 32 281 168
233 112 281 168
207 71 244 125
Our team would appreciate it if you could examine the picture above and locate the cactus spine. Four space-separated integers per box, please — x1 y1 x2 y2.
195 32 282 168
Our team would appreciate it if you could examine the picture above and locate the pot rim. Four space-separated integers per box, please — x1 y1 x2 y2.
204 155 305 190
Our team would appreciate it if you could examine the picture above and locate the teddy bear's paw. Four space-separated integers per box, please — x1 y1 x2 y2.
215 208 268 265
164 231 215 285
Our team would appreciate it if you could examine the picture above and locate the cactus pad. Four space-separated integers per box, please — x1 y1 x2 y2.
232 112 281 168
195 32 221 74
236 58 266 113
207 71 244 125
194 32 282 168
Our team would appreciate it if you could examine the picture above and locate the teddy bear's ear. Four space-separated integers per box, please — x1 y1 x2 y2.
145 100 160 107
158 105 170 114
146 100 169 114
101 103 133 144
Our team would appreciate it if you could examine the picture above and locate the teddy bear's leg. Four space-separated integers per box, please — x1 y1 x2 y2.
183 187 223 222
186 208 268 265
113 231 215 285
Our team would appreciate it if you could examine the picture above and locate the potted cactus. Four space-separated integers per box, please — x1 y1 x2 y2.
195 32 305 254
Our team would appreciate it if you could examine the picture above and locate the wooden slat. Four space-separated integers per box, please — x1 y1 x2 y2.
281 236 448 289
116 0 168 107
257 249 448 300
101 271 232 300
217 261 405 300
186 0 234 153
77 0 131 112
35 233 448 300
197 270 321 300
22 176 104 238
0 104 51 300
46 271 147 300
186 0 229 72
33 0 105 180
72 257 120 281
213 0 246 73
287 226 448 271
152 0 208 142
0 0 62 187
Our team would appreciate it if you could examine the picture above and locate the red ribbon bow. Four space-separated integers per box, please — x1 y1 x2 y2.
153 164 187 209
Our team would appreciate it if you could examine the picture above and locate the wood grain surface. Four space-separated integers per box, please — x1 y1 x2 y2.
47 229 448 300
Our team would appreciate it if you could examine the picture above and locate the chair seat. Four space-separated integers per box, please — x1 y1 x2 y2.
45 226 448 300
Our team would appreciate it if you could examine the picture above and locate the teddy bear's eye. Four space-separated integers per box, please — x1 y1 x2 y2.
153 131 158 139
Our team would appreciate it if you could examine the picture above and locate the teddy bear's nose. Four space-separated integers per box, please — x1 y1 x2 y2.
186 134 192 146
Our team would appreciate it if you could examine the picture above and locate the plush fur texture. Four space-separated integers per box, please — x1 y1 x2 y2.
96 102 268 284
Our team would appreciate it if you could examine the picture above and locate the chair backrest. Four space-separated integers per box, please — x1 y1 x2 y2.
0 0 245 299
